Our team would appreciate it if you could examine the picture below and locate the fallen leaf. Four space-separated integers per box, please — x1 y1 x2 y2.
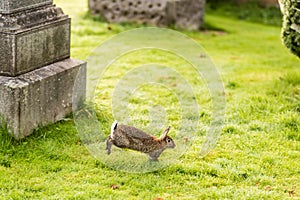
288 189 295 197
183 137 188 143
265 185 272 191
111 184 120 190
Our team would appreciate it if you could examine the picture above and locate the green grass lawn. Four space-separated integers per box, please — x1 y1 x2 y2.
0 0 299 199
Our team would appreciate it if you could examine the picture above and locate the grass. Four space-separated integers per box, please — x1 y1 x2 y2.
0 0 300 199
206 0 283 27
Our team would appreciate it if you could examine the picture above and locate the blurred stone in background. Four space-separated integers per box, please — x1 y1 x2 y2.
89 0 206 31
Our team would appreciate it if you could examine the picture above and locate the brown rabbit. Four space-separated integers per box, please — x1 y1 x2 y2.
106 121 175 161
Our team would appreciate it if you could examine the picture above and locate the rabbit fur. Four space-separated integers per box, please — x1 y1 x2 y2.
106 121 175 161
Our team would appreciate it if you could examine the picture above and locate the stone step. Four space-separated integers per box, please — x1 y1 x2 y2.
0 58 86 139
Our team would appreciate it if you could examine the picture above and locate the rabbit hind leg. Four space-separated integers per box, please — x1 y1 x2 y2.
106 136 113 155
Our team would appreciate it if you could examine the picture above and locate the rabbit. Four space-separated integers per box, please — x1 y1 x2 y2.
106 121 175 161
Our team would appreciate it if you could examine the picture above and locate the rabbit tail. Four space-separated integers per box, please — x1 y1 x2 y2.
110 120 118 139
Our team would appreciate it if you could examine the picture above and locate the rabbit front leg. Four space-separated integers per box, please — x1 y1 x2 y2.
147 150 163 162
106 136 113 155
147 153 159 161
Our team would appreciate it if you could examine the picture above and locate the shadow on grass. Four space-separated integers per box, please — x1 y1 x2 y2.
0 115 18 150
0 117 80 159
266 71 300 141
82 11 227 34
206 1 282 27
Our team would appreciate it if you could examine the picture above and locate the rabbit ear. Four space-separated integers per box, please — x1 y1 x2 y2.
159 126 171 140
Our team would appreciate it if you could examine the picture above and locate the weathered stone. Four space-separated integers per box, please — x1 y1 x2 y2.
0 5 70 76
89 0 205 30
0 1 86 139
0 0 52 14
168 0 205 31
0 59 86 139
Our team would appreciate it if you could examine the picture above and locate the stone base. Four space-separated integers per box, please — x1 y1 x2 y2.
0 58 86 139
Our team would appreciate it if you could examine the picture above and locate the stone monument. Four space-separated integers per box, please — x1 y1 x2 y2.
0 0 86 139
89 0 205 31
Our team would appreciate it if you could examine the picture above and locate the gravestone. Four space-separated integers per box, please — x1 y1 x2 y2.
0 0 86 139
89 0 205 30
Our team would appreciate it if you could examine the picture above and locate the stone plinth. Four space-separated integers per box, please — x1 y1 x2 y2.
0 59 86 139
0 0 86 139
0 5 70 76
89 0 205 30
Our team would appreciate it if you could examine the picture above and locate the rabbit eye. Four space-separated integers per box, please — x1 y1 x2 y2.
167 139 171 143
